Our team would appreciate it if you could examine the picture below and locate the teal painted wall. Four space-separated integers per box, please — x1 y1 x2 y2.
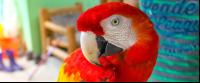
15 0 33 52
15 0 100 55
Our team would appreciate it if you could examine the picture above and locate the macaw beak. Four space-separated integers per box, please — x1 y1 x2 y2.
80 32 123 67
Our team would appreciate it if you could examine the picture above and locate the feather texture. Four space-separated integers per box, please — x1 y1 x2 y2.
58 2 159 82
57 48 116 82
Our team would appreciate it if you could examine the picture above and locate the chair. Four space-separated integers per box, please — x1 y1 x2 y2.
101 0 123 4
39 2 83 60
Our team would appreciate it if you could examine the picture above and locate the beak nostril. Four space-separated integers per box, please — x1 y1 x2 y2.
89 52 93 54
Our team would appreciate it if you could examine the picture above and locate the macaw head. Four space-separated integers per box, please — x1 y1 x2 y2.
77 2 158 66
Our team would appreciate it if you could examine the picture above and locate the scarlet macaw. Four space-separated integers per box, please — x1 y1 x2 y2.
57 2 159 82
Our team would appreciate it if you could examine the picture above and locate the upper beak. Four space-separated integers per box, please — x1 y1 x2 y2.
80 32 123 67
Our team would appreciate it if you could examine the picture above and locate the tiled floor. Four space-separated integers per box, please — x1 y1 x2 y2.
0 55 63 82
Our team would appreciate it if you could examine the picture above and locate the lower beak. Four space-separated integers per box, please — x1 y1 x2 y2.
80 32 123 67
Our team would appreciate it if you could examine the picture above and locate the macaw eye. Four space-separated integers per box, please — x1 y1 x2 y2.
111 19 119 26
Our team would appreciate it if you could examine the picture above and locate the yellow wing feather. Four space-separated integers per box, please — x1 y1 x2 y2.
57 50 83 82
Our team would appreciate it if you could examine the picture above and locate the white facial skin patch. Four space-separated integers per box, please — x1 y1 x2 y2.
100 15 136 51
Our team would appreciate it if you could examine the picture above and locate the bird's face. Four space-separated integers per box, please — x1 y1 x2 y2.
77 2 154 66
80 14 136 66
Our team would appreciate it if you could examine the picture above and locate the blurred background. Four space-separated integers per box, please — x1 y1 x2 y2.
0 0 199 82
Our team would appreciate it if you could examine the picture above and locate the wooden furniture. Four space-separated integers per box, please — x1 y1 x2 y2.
101 0 123 4
39 2 83 60
101 0 139 8
123 0 139 8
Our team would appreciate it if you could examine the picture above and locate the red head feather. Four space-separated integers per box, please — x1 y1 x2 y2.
77 2 150 36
